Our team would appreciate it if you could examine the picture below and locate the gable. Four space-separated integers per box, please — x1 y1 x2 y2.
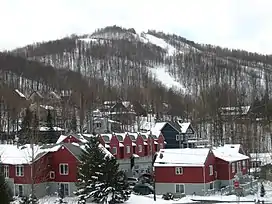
162 123 179 133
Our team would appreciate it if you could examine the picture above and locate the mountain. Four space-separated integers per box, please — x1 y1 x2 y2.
1 25 272 151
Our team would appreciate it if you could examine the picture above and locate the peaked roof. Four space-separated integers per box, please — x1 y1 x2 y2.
213 144 249 162
154 148 211 167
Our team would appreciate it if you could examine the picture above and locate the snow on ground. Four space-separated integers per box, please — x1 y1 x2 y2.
10 182 272 204
143 33 178 56
148 66 187 93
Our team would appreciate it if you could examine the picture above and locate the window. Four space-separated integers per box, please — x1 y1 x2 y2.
209 182 214 189
15 184 23 197
209 165 213 176
112 147 117 155
96 123 102 128
16 165 24 177
231 162 235 173
126 145 131 154
237 161 241 172
3 165 9 178
175 184 185 194
159 143 163 150
242 160 246 169
50 171 55 179
59 164 69 175
59 183 69 197
175 167 183 175
138 145 142 153
176 135 180 141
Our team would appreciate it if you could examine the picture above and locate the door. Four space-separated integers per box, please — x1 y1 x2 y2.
59 183 69 197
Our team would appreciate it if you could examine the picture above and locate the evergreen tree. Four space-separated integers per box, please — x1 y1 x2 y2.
75 137 131 203
0 169 12 204
260 183 265 197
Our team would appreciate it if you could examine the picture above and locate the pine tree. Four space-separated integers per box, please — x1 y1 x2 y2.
0 170 12 204
260 183 265 197
75 137 131 203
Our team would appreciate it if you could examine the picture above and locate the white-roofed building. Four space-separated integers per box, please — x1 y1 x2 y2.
154 144 251 196
154 148 216 196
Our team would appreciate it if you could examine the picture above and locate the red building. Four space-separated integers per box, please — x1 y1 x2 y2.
154 144 250 196
0 142 111 198
154 148 216 195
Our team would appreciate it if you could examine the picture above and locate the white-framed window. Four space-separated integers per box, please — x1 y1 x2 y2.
159 143 163 149
126 145 131 154
209 165 213 176
3 165 9 178
138 145 142 153
112 147 117 155
175 184 185 193
231 162 235 173
176 135 180 141
237 161 241 172
242 160 246 169
59 163 69 175
49 171 55 179
175 167 183 175
59 183 69 197
15 184 23 197
16 165 24 177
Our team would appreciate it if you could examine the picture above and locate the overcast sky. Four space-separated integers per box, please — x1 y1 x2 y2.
1 0 271 54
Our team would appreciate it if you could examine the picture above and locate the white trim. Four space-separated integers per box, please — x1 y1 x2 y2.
209 165 213 176
126 145 131 154
3 165 9 178
59 163 69 175
15 165 24 177
49 171 55 179
231 162 235 173
59 182 70 196
175 183 185 194
138 144 142 153
175 167 183 175
112 147 117 155
14 184 24 196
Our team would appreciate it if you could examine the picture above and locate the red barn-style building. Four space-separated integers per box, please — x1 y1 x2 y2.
154 144 250 196
154 148 216 195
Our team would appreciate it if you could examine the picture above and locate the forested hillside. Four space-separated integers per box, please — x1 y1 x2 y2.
2 25 272 152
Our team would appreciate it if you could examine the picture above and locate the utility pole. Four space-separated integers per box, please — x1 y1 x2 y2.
150 130 156 201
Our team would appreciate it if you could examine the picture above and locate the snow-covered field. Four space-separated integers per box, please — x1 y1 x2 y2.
11 181 272 204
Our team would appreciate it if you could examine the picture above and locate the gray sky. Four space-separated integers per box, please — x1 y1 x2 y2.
1 0 271 54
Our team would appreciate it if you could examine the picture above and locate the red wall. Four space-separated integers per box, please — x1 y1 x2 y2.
123 134 133 159
135 135 145 157
50 146 79 182
204 151 216 183
157 134 165 150
155 166 205 183
110 135 121 159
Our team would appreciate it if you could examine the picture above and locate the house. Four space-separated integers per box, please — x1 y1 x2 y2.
98 133 124 159
152 122 180 149
213 144 250 189
154 148 216 196
0 142 111 198
92 116 122 134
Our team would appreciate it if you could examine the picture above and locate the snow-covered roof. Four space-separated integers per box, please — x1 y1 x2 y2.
154 148 211 167
250 153 272 166
151 122 166 136
0 144 61 165
213 145 249 162
56 134 89 144
176 121 191 134
100 134 113 142
15 89 26 99
220 106 251 116
39 126 64 132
